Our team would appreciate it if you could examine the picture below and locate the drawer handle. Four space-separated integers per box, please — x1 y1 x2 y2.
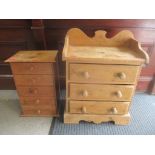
111 107 118 114
116 91 122 98
81 106 87 113
36 99 40 104
82 90 88 97
83 72 90 79
37 110 41 114
28 88 37 94
118 72 126 79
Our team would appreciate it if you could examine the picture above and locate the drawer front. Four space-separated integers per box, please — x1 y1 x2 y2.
22 106 57 116
69 101 129 115
20 97 56 106
69 84 134 101
69 64 140 84
11 63 54 75
17 86 55 97
14 75 54 86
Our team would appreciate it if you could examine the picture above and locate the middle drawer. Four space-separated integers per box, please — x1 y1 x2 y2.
17 86 55 97
20 96 56 106
69 83 134 101
14 75 54 86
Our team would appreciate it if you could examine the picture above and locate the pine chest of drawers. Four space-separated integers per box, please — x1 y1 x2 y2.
5 50 59 116
62 28 149 125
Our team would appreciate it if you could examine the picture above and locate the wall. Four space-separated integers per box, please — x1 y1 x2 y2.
0 19 155 93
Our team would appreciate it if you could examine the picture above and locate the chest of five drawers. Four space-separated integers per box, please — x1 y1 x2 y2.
5 50 59 116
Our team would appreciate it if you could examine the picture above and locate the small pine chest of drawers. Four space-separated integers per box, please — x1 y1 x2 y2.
5 50 59 116
62 28 149 125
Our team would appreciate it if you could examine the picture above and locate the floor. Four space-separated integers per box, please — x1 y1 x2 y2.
50 93 155 135
0 90 53 135
0 90 155 135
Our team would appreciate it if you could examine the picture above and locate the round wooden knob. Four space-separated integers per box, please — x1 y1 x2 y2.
37 110 41 114
81 106 87 113
111 107 118 114
29 88 38 94
28 88 33 94
36 99 40 104
82 90 88 97
83 72 90 79
116 90 122 98
118 72 126 79
30 66 34 71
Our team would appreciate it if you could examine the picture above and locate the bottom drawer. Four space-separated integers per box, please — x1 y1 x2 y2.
69 101 129 115
22 106 57 116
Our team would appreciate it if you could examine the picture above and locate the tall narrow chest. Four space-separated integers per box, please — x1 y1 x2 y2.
5 50 59 116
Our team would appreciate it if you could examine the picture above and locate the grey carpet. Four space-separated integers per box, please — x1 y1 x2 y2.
0 90 53 135
50 93 155 135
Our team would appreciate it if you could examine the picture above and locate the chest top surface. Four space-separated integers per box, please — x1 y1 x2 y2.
5 50 58 63
62 28 149 65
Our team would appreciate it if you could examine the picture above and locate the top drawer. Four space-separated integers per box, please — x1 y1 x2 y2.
11 63 54 75
69 64 140 84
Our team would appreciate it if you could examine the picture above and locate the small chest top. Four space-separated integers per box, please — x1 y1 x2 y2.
62 28 149 65
5 50 58 63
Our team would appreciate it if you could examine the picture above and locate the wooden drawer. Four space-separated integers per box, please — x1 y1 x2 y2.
14 75 54 86
17 86 55 97
69 64 140 84
20 96 56 106
69 101 129 115
69 84 134 101
22 106 57 116
11 63 54 75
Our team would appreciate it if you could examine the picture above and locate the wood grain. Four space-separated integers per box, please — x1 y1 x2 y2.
5 50 58 62
20 96 56 106
64 112 130 125
69 63 140 84
10 63 54 75
69 101 129 115
62 28 148 65
63 28 148 124
21 106 57 116
17 86 55 97
6 50 59 116
69 84 134 101
13 75 54 86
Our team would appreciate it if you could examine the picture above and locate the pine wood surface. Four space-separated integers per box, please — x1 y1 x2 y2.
69 84 134 101
17 86 55 97
69 63 140 84
5 50 59 116
64 112 130 125
63 28 149 125
20 96 56 106
5 50 58 62
21 107 57 116
62 28 149 65
10 63 54 75
13 75 54 86
69 101 129 115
